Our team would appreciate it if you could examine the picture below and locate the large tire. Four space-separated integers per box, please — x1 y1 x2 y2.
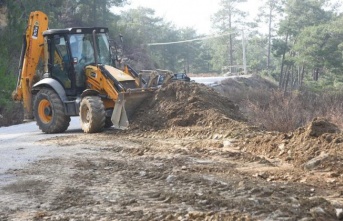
80 96 105 133
33 88 70 133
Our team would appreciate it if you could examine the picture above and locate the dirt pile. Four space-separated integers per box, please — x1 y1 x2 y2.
223 74 277 90
130 81 246 130
242 118 343 173
306 117 340 137
215 74 277 99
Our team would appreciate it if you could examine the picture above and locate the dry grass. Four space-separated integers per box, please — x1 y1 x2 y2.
223 88 343 132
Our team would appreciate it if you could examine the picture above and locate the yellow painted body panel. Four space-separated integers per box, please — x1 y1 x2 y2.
84 64 154 123
13 11 48 118
104 65 135 82
13 10 156 129
84 65 120 101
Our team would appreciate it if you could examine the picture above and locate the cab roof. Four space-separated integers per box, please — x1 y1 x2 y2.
43 27 109 36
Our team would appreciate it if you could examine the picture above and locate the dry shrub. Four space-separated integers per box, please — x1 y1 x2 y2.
0 102 23 127
320 92 343 129
244 90 309 132
223 88 343 132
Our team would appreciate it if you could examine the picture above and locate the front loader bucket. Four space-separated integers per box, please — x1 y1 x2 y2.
111 90 154 129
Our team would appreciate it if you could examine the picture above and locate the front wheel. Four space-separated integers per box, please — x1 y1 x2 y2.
80 96 105 133
33 88 70 133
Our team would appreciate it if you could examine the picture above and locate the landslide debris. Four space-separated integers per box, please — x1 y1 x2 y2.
130 81 246 130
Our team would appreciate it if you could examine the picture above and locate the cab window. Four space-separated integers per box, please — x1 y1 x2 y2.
51 35 72 89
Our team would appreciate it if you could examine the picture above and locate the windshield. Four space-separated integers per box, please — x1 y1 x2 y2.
68 33 112 66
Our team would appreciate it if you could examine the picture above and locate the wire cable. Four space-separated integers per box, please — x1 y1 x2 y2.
147 32 234 46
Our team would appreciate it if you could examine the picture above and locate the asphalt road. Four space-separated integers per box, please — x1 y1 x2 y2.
0 118 83 185
190 76 230 85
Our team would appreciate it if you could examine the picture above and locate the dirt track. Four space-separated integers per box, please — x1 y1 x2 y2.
1 81 343 220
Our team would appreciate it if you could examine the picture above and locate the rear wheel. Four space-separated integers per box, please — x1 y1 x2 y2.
33 88 70 133
80 96 105 133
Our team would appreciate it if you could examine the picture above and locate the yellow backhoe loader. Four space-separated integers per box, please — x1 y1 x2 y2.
12 11 157 133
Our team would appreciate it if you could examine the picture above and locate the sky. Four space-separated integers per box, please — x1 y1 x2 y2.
112 0 261 34
112 0 343 35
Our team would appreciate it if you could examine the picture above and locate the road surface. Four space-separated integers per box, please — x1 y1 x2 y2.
0 118 82 185
190 76 229 85
0 76 245 185
0 77 226 183
191 75 251 86
0 76 342 220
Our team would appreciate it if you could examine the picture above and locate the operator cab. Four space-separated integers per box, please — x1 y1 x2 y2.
43 27 113 96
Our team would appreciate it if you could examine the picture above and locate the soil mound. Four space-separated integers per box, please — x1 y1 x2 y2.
242 118 343 173
215 74 277 97
306 117 340 137
130 81 245 130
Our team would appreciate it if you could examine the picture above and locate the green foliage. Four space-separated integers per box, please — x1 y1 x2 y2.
117 7 173 70
0 64 16 113
246 36 268 72
0 7 18 107
295 24 342 72
279 0 333 37
207 37 228 72
273 0 343 90
116 7 213 73
210 0 248 73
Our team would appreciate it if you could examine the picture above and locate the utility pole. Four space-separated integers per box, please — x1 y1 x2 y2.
241 30 247 74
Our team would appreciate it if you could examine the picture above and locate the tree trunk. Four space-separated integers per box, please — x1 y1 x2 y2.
290 66 296 90
300 66 305 88
291 65 298 90
92 0 97 26
283 66 291 94
281 65 289 90
102 0 106 24
228 9 233 73
267 3 272 70
313 68 319 81
279 33 289 88
229 34 233 72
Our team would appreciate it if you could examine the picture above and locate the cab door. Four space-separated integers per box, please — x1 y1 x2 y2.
49 35 76 95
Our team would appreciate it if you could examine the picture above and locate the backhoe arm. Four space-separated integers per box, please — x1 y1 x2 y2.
12 11 48 120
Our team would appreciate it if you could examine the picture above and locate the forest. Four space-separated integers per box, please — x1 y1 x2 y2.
0 0 343 126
